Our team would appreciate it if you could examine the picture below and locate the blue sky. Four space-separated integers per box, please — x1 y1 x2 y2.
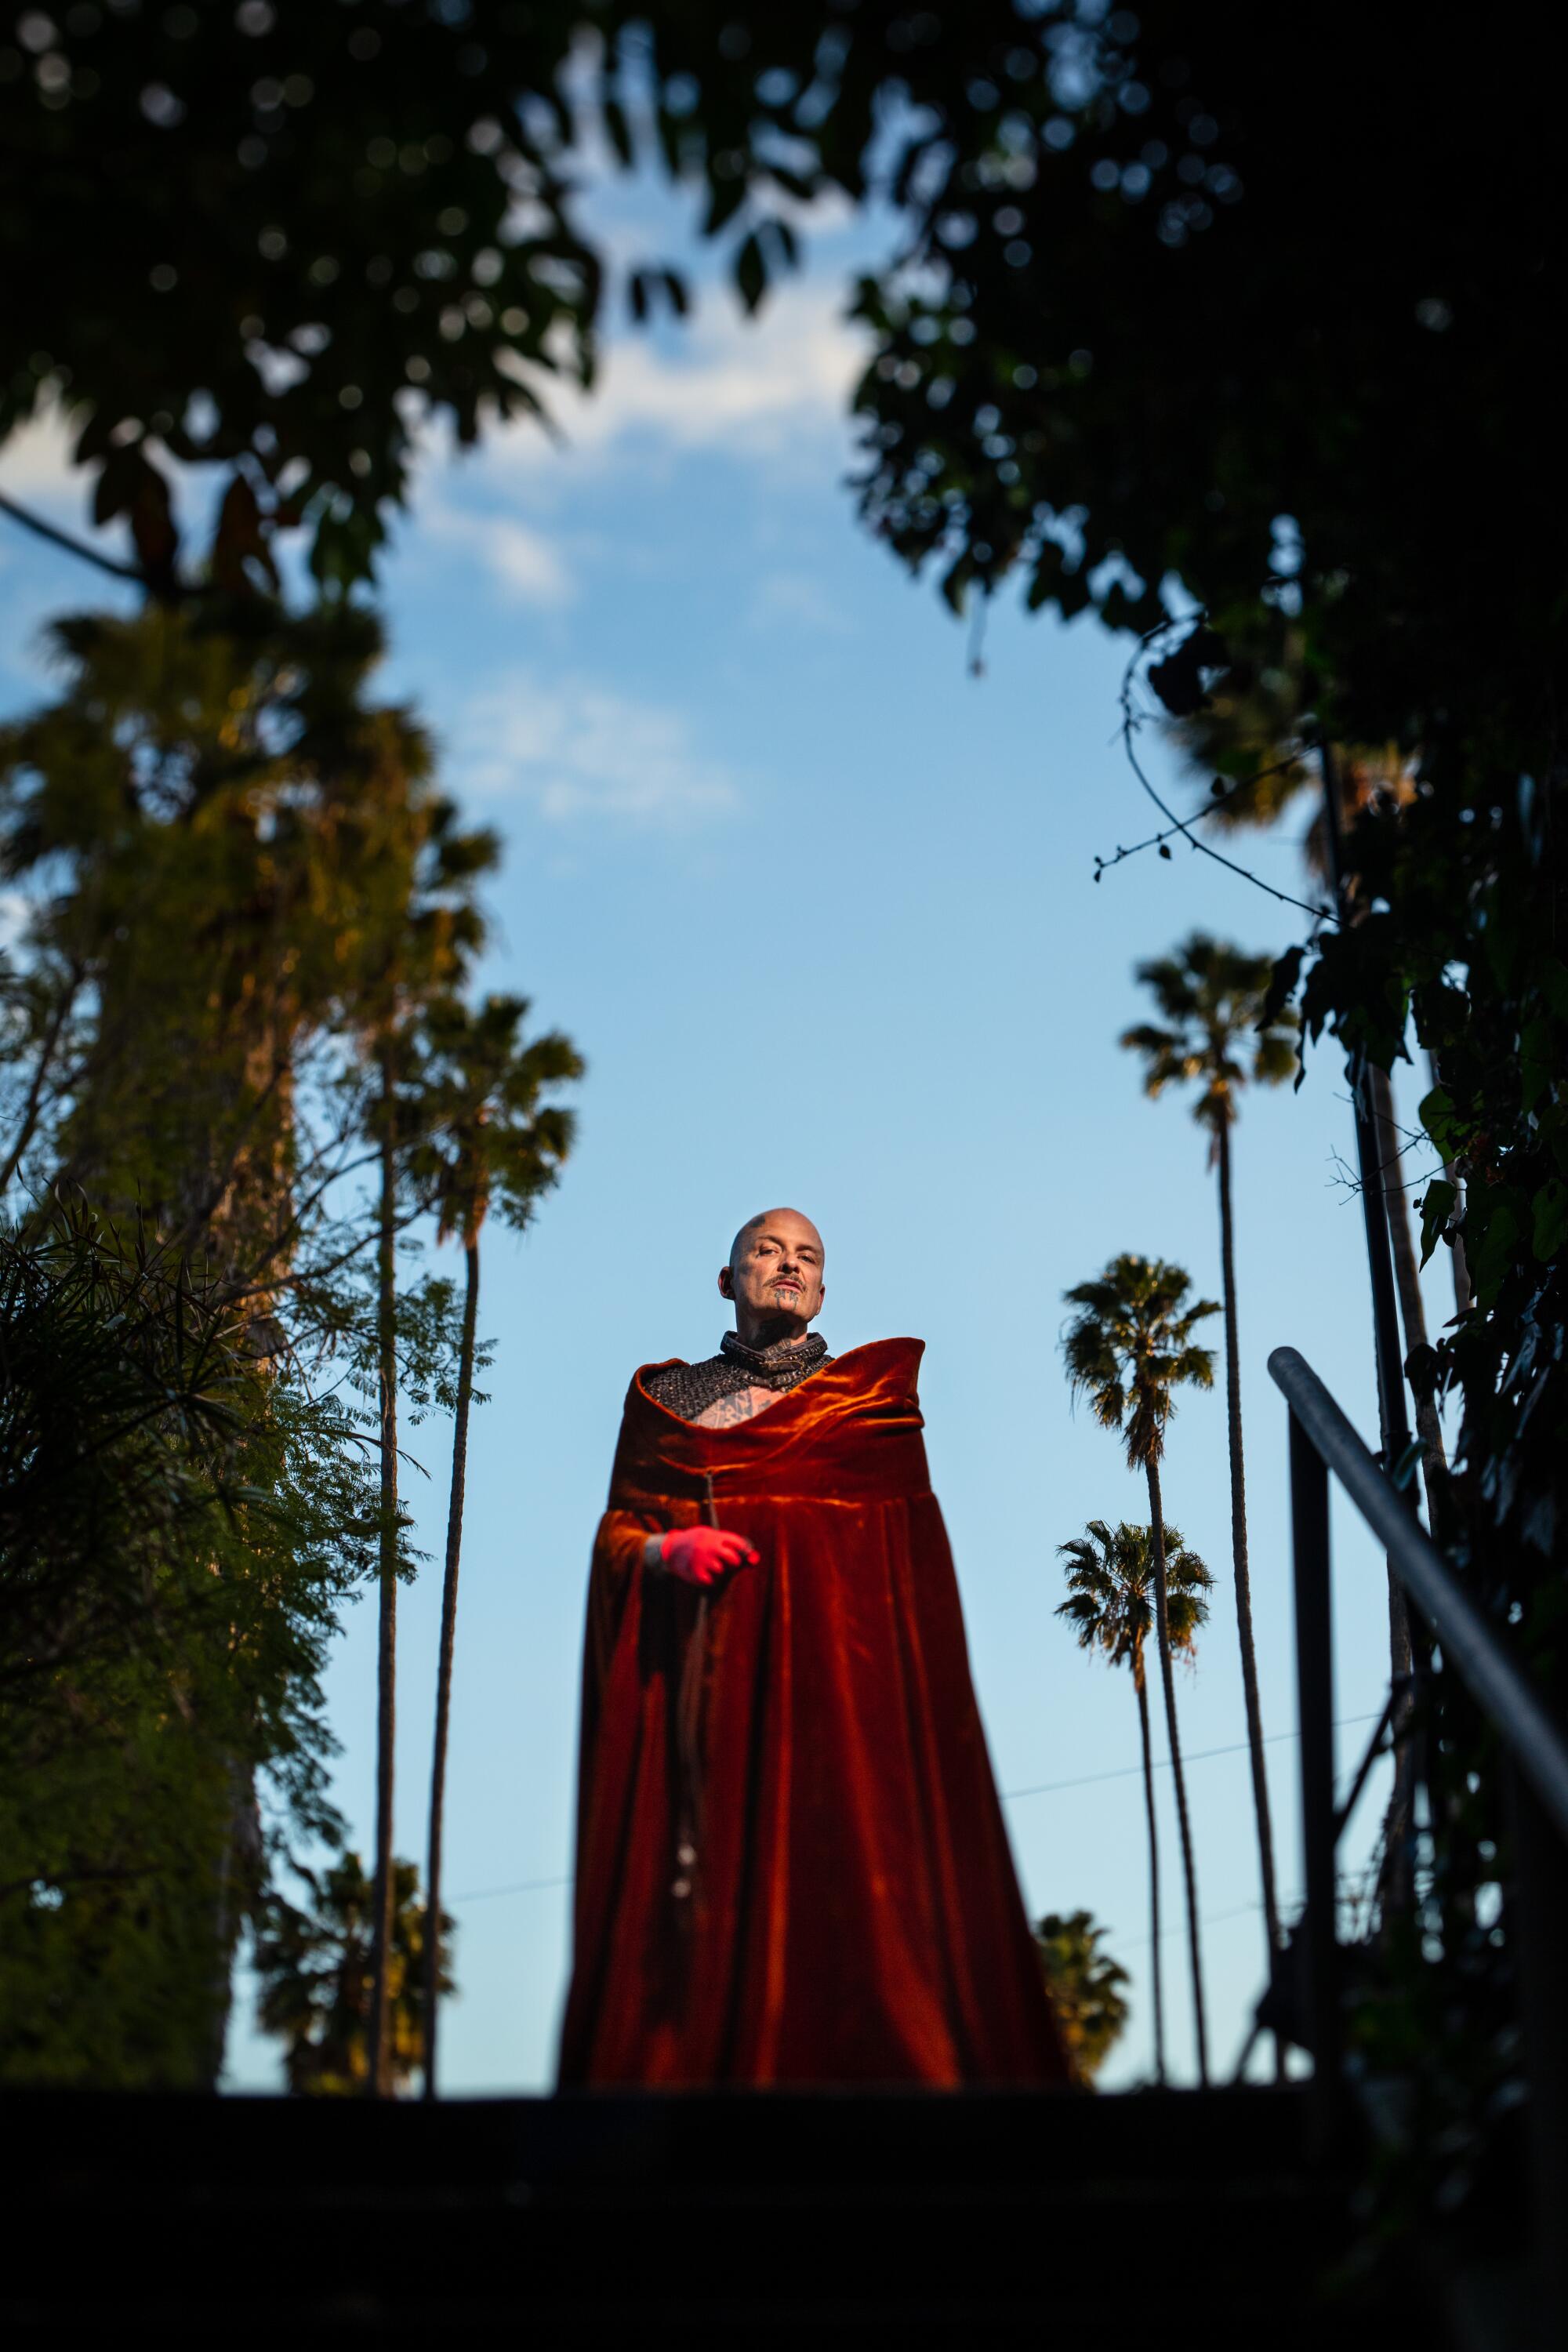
0 181 1453 2093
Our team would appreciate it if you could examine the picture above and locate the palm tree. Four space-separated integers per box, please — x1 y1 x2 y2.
366 1031 403 2100
1032 1907 1134 2084
1120 935 1297 1968
361 815 498 2100
1062 1254 1218 2081
1057 1517 1212 2085
253 1850 453 2096
406 993 582 2099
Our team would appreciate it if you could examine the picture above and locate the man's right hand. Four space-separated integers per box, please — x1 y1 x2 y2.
655 1526 761 1587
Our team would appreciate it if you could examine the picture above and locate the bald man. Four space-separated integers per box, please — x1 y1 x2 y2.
642 1207 831 1434
557 1209 1069 2089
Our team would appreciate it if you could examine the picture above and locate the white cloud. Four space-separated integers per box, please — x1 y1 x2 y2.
0 408 80 510
749 568 855 637
422 503 572 606
1 272 869 615
487 278 867 476
456 672 742 828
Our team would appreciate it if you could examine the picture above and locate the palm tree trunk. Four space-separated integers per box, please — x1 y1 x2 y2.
423 1225 479 2100
1146 1455 1209 2083
1133 1648 1167 2085
1369 1065 1448 1508
1215 1118 1281 1970
367 1045 399 2098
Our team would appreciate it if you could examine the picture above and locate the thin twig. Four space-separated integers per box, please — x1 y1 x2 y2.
1093 749 1312 878
0 965 82 1193
1107 616 1338 926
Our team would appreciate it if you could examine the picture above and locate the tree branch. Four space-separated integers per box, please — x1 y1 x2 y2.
1093 749 1313 880
0 965 82 1194
0 489 148 589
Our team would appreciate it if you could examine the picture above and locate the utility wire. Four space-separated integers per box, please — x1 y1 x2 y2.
1000 1709 1381 1803
1117 1893 1296 1955
454 1871 575 1905
448 1711 1384 1906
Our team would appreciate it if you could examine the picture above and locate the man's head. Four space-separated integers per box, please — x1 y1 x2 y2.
719 1208 826 1346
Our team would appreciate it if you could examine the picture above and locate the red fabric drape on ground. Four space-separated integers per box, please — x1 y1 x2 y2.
557 1339 1071 2089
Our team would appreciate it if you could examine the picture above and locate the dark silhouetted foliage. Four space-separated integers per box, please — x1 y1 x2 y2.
253 1849 452 2096
0 1204 376 2084
1034 1908 1131 2084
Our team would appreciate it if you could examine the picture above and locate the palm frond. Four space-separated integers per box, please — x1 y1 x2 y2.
1060 1254 1214 1470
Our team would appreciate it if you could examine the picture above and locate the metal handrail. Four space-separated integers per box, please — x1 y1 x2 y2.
1268 1345 1568 2306
1269 1346 1568 1842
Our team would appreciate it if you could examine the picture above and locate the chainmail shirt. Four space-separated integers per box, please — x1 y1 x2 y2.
646 1330 833 1423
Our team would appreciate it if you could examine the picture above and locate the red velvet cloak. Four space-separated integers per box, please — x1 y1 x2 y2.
557 1339 1070 2089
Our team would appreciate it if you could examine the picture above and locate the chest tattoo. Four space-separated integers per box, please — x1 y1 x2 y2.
691 1385 777 1428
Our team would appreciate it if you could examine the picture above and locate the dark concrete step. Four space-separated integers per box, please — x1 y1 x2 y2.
10 2080 1316 2198
3 2085 1417 2336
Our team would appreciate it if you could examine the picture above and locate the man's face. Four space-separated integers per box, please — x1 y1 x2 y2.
720 1210 826 1335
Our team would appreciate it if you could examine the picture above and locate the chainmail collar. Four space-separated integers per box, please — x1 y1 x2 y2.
719 1330 829 1388
643 1330 831 1422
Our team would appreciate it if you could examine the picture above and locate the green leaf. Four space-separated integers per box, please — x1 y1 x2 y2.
940 550 975 615
211 473 278 595
1260 944 1304 1031
1418 1178 1456 1267
766 164 820 204
734 230 767 314
1520 1015 1555 1114
1538 959 1568 1022
1466 1188 1526 1304
703 176 747 237
1417 1085 1460 1156
1390 1436 1424 1494
1533 1176 1568 1263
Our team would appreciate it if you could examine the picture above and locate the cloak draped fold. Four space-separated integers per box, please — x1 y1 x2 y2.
557 1339 1070 2088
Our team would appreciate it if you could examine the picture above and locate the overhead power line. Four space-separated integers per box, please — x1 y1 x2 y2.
454 1871 575 1905
999 1710 1381 1804
448 1711 1385 1907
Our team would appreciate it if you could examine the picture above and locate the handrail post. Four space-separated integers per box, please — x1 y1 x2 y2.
1289 1405 1342 2162
1504 1758 1568 2308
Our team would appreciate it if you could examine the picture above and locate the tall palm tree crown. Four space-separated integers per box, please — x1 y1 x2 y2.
1032 1909 1132 2083
1058 1518 1212 1674
1062 1254 1218 1465
1120 932 1298 1148
405 992 583 1250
